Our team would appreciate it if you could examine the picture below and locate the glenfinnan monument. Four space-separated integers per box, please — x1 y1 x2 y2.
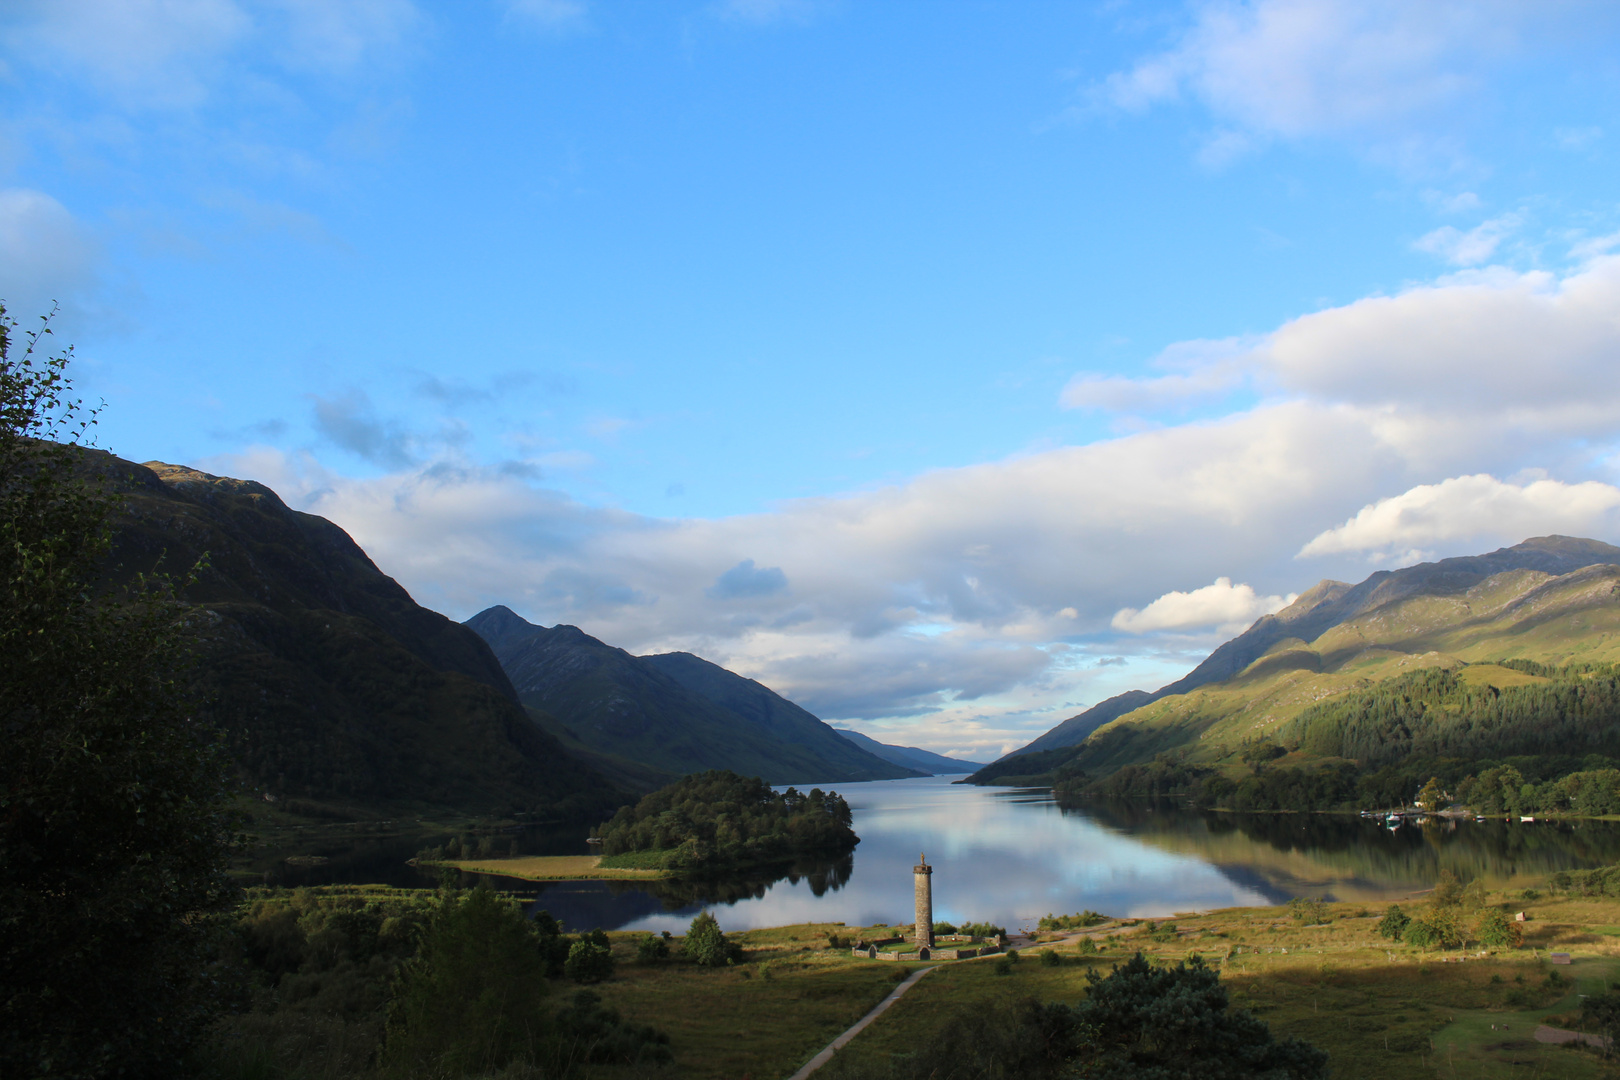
913 852 933 948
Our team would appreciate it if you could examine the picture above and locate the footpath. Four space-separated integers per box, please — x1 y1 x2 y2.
787 933 1041 1080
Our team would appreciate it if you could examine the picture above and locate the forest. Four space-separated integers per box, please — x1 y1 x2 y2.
596 769 857 871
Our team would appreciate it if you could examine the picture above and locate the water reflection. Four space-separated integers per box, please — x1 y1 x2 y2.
1081 798 1620 903
244 776 1620 934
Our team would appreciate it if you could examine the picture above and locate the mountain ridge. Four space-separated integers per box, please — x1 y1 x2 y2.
102 455 622 820
971 536 1620 785
465 606 917 785
830 727 985 774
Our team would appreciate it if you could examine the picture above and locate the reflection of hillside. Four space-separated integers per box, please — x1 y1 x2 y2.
1070 800 1620 902
632 855 854 911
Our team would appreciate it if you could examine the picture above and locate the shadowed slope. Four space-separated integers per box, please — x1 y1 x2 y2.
104 455 621 819
466 607 916 785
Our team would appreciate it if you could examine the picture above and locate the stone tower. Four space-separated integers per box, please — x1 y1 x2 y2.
913 852 933 948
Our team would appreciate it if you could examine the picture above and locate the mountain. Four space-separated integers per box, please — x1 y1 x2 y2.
969 536 1620 785
830 728 984 774
104 454 622 820
465 606 918 785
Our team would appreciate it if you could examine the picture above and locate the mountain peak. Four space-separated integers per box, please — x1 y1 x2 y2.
465 605 545 653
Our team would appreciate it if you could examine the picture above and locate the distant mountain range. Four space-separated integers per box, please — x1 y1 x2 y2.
831 728 984 774
104 454 622 821
969 535 1620 786
466 606 919 787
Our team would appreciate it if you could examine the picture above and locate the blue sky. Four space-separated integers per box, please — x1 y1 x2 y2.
6 0 1620 758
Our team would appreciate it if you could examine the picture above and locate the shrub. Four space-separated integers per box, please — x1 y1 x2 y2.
636 933 669 962
1475 909 1523 950
1376 904 1411 942
958 921 1007 940
1432 869 1465 907
379 886 551 1076
1040 949 1062 967
1074 953 1328 1079
554 990 673 1067
564 940 615 984
1582 991 1620 1057
993 958 1012 976
1076 937 1098 955
1037 910 1107 931
932 921 958 935
1402 920 1439 949
1289 897 1330 924
684 911 740 967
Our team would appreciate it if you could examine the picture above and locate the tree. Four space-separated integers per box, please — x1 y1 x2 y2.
0 305 238 1079
1582 991 1620 1059
380 885 552 1076
564 940 615 984
1417 776 1446 813
1475 909 1523 950
1376 904 1411 942
636 932 670 962
684 911 740 967
1432 869 1465 907
1072 953 1329 1079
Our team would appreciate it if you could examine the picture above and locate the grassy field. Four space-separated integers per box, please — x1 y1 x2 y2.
814 896 1620 1080
584 923 911 1079
440 854 670 880
571 893 1620 1079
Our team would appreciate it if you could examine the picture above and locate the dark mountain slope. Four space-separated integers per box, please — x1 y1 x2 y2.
639 651 923 779
466 606 916 784
104 456 620 820
831 727 984 774
970 536 1620 785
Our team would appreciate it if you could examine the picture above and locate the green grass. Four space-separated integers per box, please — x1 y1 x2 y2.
820 893 1620 1080
440 854 669 880
587 923 909 1079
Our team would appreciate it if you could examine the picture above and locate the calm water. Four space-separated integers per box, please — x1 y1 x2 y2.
489 776 1620 935
254 775 1620 934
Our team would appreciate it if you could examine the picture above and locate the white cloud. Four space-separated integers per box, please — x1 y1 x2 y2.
266 0 419 74
1261 257 1620 420
197 250 1620 753
3 0 251 109
1060 367 1241 413
1413 212 1521 266
1112 577 1295 634
504 0 588 31
1299 474 1620 559
1555 125 1602 150
0 189 101 322
1097 0 1526 162
714 0 822 24
1424 190 1483 214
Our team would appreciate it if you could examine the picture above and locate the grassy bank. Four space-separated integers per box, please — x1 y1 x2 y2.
821 894 1620 1080
435 854 670 881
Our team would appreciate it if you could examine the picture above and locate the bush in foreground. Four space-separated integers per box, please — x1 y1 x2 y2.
379 886 552 1076
684 911 741 967
824 952 1326 1080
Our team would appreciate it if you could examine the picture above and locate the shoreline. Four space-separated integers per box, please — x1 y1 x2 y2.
421 854 672 881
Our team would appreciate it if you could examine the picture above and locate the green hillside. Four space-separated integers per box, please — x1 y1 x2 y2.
103 455 624 822
970 542 1620 805
985 537 1620 775
466 606 916 785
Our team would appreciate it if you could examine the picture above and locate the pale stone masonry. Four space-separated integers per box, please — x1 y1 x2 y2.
914 852 933 948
